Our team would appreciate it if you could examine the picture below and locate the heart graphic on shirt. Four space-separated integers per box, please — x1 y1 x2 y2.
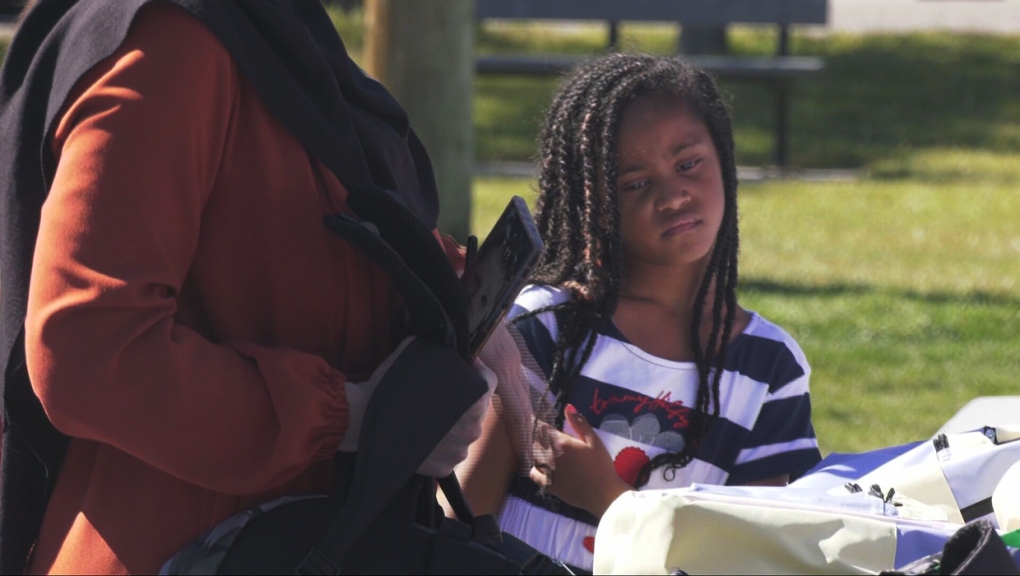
613 446 651 487
583 536 596 554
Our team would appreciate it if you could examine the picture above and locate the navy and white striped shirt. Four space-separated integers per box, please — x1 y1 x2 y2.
499 284 822 571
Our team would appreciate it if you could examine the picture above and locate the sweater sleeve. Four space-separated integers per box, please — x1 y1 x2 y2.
25 3 348 496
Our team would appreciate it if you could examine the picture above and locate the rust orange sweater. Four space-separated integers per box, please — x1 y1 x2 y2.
22 3 453 573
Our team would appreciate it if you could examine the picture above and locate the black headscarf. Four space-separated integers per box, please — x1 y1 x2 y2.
0 1 442 571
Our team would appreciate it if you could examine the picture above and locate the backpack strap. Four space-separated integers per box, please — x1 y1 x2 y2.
342 184 469 358
0 329 69 573
0 3 470 573
309 201 483 574
322 212 455 349
297 338 488 575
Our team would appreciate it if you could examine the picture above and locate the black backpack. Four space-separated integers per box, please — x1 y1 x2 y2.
148 181 569 576
0 1 565 573
192 184 558 575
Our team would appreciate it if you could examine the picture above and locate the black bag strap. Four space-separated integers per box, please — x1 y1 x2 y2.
341 185 469 358
0 3 470 574
190 0 470 355
322 212 454 349
308 125 485 576
297 338 489 575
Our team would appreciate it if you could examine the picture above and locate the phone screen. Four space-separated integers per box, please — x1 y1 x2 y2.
462 196 544 359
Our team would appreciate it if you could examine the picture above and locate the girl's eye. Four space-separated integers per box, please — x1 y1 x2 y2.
620 180 648 192
677 158 702 172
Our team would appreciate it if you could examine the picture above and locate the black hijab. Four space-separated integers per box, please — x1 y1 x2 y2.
0 1 442 571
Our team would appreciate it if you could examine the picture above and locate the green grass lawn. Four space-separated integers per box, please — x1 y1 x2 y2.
474 175 1020 456
4 16 1018 457
471 25 1020 169
730 179 1018 453
463 24 1020 456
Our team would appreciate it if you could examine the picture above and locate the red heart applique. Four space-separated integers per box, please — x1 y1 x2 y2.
583 536 596 553
613 446 651 487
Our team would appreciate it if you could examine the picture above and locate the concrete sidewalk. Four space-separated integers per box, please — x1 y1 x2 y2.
829 0 1020 34
4 1 1020 40
6 1 1020 39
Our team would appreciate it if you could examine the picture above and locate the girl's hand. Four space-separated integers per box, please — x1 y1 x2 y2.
531 405 631 518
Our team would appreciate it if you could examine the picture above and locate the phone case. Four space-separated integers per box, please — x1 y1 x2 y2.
462 196 544 358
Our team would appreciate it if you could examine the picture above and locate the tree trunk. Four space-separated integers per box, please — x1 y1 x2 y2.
365 0 475 241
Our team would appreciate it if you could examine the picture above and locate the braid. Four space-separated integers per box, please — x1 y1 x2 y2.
533 78 583 281
523 55 654 428
523 55 741 477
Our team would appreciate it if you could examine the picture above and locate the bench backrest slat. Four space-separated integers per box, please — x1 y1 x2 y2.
476 0 828 26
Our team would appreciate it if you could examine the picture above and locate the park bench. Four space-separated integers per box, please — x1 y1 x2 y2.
475 0 829 169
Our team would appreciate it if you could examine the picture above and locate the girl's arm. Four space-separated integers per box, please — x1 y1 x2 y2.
452 403 518 516
744 474 790 486
448 321 536 516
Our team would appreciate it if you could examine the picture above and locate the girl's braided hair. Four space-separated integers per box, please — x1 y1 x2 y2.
514 53 740 483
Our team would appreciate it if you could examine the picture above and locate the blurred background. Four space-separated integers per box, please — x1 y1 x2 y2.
2 0 1017 456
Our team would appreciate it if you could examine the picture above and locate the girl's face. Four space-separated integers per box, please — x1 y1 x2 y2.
614 94 725 272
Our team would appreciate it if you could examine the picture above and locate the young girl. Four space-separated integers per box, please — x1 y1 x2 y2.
461 53 823 573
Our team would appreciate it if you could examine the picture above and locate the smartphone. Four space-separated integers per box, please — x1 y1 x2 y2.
462 196 544 360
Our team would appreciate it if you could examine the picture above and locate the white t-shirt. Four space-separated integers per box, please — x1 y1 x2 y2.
499 284 822 572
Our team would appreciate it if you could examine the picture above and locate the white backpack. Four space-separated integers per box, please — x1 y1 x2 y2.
593 425 1020 574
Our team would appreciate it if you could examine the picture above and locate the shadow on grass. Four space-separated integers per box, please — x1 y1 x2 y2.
475 31 1020 175
9 22 1017 179
740 277 1020 308
730 33 1020 171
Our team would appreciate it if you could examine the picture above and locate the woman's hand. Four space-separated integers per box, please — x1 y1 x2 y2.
531 405 631 518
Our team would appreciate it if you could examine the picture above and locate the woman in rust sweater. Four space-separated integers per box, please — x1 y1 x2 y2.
0 1 490 573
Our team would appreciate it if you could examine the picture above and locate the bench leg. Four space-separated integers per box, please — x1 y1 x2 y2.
774 80 789 169
775 25 790 169
608 20 619 51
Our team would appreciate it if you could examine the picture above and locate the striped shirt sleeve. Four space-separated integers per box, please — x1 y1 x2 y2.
727 327 822 485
